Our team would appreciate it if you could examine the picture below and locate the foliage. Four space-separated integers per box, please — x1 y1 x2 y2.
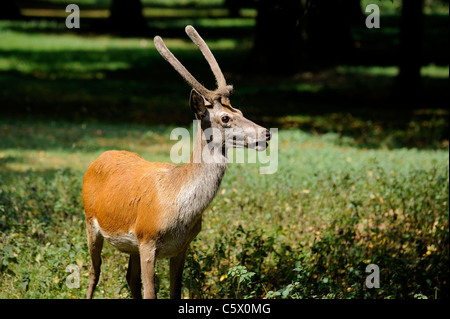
0 120 448 299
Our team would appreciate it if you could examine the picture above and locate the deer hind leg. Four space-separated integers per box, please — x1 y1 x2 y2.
86 220 104 299
169 248 187 299
126 254 142 299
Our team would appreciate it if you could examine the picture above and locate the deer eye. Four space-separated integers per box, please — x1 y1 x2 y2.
221 116 230 124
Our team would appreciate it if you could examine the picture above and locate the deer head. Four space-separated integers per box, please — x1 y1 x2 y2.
154 26 271 154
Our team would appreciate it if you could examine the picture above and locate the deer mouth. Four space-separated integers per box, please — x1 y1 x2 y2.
253 141 268 151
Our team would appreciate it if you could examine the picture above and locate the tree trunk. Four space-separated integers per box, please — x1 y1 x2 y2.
304 0 363 67
396 0 424 98
109 0 147 35
252 0 303 74
225 0 241 17
0 1 22 20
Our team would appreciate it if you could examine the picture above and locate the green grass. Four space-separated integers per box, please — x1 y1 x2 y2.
0 120 448 299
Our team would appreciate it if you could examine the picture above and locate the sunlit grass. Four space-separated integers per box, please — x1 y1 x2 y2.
421 64 450 78
336 65 449 79
0 30 149 51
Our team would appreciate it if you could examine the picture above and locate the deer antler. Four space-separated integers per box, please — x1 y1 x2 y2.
154 35 213 99
154 25 233 101
185 25 227 90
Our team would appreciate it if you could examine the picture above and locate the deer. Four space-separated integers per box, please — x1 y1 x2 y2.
82 25 271 299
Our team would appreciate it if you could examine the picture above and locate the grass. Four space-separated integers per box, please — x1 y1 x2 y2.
1 21 448 149
0 119 448 299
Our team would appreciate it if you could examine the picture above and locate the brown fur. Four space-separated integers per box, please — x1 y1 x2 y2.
83 151 183 242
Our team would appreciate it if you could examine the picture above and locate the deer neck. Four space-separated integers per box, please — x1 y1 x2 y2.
190 120 227 165
176 121 227 223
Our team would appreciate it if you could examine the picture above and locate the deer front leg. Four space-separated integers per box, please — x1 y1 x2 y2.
86 221 104 299
170 248 187 299
139 241 157 299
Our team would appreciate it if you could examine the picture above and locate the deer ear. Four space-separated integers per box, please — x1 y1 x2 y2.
189 89 208 118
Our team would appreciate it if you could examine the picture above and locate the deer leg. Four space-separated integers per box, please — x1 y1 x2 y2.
126 254 142 299
139 241 157 299
86 221 104 299
170 248 187 299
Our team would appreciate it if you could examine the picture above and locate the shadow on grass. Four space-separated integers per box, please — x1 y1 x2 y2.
0 29 448 149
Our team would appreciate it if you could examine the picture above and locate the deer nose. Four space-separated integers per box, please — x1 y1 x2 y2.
265 129 271 141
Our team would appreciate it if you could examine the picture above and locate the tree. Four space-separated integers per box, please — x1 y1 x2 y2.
304 0 363 66
396 0 424 98
109 0 148 35
251 0 364 74
252 0 303 74
0 1 21 20
225 0 241 17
